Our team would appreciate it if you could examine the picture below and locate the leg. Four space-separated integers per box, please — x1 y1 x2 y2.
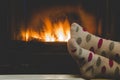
67 38 120 79
70 23 120 63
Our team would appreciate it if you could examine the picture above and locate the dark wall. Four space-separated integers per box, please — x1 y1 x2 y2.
0 0 24 45
101 0 120 41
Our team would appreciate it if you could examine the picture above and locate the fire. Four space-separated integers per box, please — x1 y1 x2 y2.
20 18 70 42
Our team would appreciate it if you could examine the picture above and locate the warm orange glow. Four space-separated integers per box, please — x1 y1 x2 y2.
20 18 70 42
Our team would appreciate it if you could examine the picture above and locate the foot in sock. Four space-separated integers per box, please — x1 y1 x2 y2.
70 23 120 63
67 38 120 79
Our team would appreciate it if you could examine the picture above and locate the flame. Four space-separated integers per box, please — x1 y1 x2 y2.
20 18 70 42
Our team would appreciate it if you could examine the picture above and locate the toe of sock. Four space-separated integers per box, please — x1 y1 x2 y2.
71 23 83 32
70 22 83 38
67 38 79 54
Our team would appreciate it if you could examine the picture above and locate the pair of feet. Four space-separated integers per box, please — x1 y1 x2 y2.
67 23 120 79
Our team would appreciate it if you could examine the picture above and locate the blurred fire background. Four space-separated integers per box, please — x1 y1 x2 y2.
1 0 120 43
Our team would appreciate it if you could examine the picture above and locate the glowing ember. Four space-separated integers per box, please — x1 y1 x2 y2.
20 18 70 42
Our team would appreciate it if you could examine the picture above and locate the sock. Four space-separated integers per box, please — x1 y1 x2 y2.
67 38 120 79
70 23 120 63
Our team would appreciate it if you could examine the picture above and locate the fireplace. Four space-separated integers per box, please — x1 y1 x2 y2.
0 0 120 74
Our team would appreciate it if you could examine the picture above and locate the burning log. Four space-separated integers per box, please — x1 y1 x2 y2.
18 18 70 42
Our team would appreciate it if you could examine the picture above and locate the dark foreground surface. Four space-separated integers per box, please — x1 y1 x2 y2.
0 40 79 74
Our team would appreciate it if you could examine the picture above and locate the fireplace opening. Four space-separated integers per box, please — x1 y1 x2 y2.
1 0 120 74
8 0 104 42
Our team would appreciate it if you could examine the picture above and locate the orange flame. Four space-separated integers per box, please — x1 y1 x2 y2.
20 18 70 42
